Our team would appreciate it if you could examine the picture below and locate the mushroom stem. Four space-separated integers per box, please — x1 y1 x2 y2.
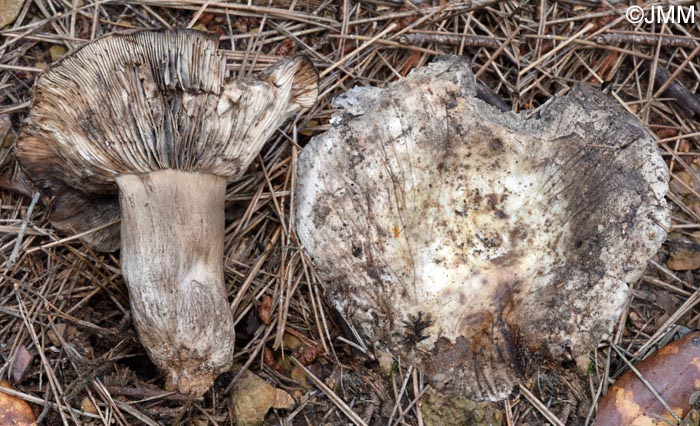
116 169 234 396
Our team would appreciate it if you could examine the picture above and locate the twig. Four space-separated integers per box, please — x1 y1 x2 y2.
504 398 514 426
289 356 368 426
0 385 99 419
8 192 40 268
520 23 595 76
610 344 681 423
336 335 367 354
634 288 700 357
320 23 397 78
596 33 699 49
650 63 700 118
519 384 565 426
398 33 499 49
24 219 120 254
388 365 414 425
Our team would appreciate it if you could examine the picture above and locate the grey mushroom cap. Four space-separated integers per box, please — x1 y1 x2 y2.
18 29 318 251
295 57 669 401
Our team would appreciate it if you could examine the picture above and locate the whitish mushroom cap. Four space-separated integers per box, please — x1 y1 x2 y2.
17 29 317 251
296 57 669 401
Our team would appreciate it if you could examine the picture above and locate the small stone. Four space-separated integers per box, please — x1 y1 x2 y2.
375 349 395 377
574 354 591 376
10 345 33 384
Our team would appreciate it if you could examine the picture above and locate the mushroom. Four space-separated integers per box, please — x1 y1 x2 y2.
17 29 318 395
295 57 669 401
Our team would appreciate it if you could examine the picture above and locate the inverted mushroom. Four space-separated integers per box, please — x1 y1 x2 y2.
17 29 318 395
296 57 669 401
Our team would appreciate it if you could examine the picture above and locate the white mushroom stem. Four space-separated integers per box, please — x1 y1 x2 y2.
116 169 235 395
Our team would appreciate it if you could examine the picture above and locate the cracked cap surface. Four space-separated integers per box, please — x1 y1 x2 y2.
296 57 669 401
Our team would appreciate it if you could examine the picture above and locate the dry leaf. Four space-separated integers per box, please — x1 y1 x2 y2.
0 0 23 28
290 366 310 389
49 45 67 62
0 380 37 426
0 114 14 148
282 333 302 351
80 397 97 415
667 246 700 271
656 292 678 318
258 295 272 325
421 388 503 426
262 347 283 372
47 323 66 347
231 370 294 425
292 344 324 366
597 332 700 425
669 171 697 196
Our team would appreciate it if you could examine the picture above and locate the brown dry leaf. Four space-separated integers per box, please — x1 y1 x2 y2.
80 397 97 415
49 45 67 62
262 347 283 372
0 0 23 28
298 119 319 137
258 295 272 325
656 292 678 318
47 323 66 347
0 380 37 426
670 171 697 196
667 246 700 271
596 332 700 425
681 409 700 426
290 366 310 389
0 114 14 148
231 370 294 425
275 39 296 57
421 388 503 426
292 344 324 366
282 333 302 351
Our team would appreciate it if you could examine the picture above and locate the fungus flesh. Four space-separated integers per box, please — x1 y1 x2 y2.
295 57 669 401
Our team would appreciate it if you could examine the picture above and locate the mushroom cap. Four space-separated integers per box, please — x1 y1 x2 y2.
17 29 317 251
295 57 670 401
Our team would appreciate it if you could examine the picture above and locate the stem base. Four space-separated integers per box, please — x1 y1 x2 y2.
117 170 235 396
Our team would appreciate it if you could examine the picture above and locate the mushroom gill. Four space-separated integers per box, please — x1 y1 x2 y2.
17 29 318 395
295 57 669 401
